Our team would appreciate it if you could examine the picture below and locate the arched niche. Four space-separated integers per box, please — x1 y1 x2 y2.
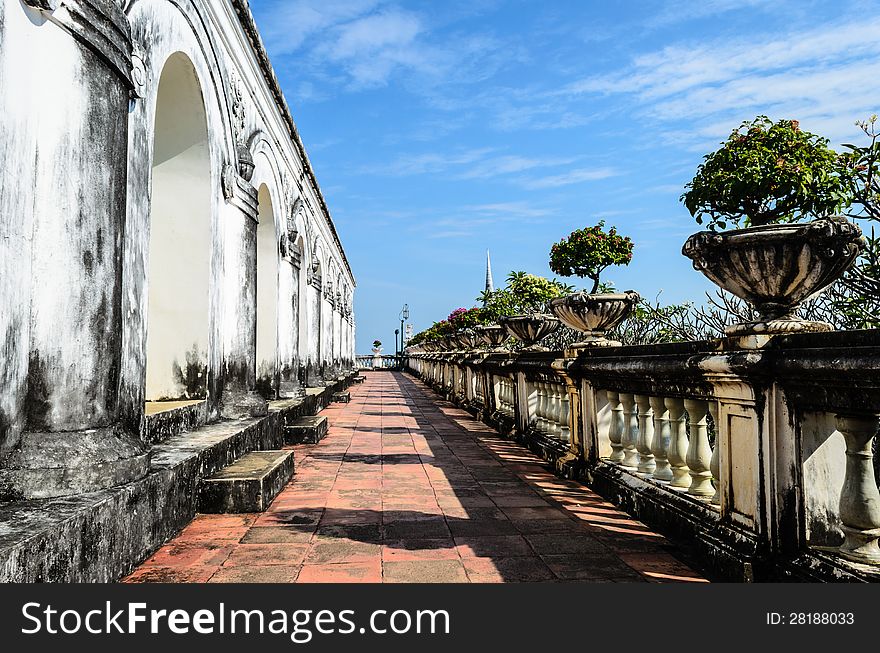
255 182 280 398
145 52 211 402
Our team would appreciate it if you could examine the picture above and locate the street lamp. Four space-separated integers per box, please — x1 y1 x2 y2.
399 304 409 365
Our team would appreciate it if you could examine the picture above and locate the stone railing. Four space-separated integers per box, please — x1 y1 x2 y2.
406 330 880 582
356 354 400 370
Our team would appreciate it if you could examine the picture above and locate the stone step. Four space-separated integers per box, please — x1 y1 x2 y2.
197 450 295 513
283 415 328 444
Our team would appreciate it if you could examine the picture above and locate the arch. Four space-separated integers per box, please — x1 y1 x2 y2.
255 182 280 398
145 51 212 401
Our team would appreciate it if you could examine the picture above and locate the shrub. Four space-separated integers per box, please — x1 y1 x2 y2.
682 116 852 230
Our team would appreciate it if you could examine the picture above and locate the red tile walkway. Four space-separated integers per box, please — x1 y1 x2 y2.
125 372 707 583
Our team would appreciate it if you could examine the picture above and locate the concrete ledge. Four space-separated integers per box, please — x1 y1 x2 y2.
284 416 329 444
197 450 294 513
332 391 351 403
144 400 208 444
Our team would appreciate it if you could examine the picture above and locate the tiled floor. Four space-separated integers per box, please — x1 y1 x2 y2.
124 373 708 583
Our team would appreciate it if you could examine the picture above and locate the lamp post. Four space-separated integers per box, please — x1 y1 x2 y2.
394 329 400 367
399 304 409 370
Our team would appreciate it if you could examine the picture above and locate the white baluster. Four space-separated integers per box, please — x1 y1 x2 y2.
559 386 571 443
708 401 721 506
835 414 880 563
683 399 714 497
650 396 673 482
606 391 625 463
549 384 561 438
536 382 546 432
619 393 639 470
634 394 656 475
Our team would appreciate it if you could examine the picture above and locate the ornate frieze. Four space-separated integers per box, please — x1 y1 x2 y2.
228 72 255 181
24 0 134 88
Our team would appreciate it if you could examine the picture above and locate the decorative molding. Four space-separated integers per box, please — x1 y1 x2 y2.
222 163 258 222
130 40 149 100
25 0 134 88
228 72 254 181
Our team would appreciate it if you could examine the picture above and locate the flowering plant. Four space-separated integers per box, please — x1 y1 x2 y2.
682 116 851 230
447 307 485 330
549 221 633 293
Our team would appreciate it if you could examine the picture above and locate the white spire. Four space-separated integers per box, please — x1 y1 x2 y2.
484 249 494 300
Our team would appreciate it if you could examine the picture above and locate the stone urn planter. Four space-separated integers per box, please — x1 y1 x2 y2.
440 335 458 351
549 290 640 347
475 324 509 351
682 216 864 335
499 314 561 352
453 329 480 350
371 347 383 368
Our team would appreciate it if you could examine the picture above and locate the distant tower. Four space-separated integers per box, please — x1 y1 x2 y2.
484 249 494 304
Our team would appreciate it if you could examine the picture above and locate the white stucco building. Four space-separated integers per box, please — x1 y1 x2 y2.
0 0 356 502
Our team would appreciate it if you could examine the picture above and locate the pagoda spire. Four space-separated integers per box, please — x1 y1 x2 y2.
484 249 494 303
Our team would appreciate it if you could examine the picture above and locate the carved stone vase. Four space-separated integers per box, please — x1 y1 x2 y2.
475 324 509 351
549 291 640 348
682 217 864 336
499 314 561 352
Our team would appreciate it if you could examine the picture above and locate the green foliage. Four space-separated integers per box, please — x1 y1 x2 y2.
372 340 382 348
479 271 574 322
682 116 852 230
549 221 634 293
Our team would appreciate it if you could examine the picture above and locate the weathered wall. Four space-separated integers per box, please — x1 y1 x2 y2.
0 0 356 498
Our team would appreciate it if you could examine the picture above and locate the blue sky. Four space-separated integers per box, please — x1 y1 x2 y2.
251 0 880 353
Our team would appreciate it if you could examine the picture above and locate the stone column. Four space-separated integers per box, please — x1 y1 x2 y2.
307 271 322 385
278 246 303 398
220 161 267 418
0 0 149 499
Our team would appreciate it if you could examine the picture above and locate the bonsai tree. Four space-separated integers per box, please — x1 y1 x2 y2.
681 115 852 230
372 339 382 349
549 221 634 293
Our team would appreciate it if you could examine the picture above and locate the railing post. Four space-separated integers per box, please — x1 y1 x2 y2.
620 393 639 470
835 414 880 563
708 401 721 506
606 391 625 463
665 397 690 488
683 399 714 497
650 395 673 481
634 394 656 475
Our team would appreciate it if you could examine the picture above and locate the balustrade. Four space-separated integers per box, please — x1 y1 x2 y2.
406 330 880 578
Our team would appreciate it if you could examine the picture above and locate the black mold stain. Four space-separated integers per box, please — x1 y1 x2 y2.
24 352 52 431
254 374 275 400
169 345 207 400
82 250 94 276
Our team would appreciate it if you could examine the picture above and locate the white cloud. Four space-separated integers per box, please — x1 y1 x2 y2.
560 17 880 146
521 167 619 190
